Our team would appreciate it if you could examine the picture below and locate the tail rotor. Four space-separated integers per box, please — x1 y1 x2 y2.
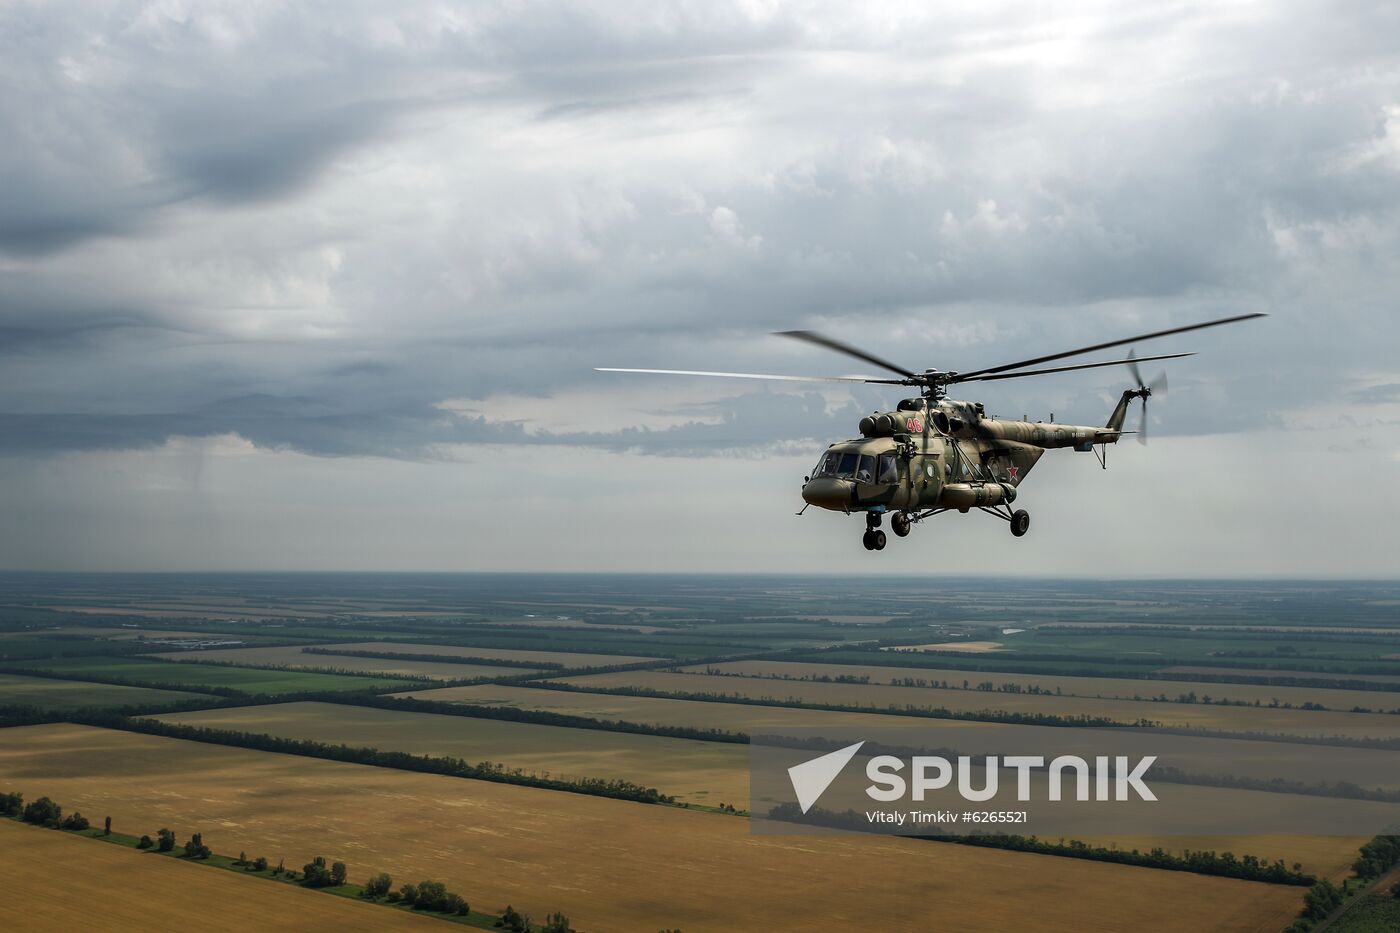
1125 350 1168 445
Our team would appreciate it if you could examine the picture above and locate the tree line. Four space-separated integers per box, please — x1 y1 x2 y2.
5 786 580 932
299 647 562 670
522 680 1147 729
799 645 1400 687
695 666 1398 713
67 712 675 805
1285 834 1400 931
335 692 747 743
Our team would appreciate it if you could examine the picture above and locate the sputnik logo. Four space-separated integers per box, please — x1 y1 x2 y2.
787 741 865 813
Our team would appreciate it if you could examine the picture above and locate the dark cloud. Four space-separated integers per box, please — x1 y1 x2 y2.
0 387 853 459
1348 383 1400 405
0 1 1397 463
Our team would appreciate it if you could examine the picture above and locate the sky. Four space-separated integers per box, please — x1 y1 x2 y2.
2 0 1398 575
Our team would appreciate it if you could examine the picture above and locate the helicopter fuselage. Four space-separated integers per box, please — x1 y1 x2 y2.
800 396 1129 516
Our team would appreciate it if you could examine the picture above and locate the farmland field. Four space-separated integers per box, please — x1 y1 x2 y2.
5 657 413 695
156 701 749 805
555 670 1400 740
146 645 536 682
1158 666 1400 685
4 627 251 641
0 724 1305 933
151 701 1370 879
390 682 968 735
0 819 441 932
0 672 206 710
153 641 656 669
690 660 1400 711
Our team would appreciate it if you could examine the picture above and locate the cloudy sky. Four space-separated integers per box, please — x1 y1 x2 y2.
2 1 1398 575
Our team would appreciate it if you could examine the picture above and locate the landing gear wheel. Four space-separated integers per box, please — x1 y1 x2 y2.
891 513 911 537
866 512 882 529
872 530 887 550
862 530 876 550
1010 509 1030 537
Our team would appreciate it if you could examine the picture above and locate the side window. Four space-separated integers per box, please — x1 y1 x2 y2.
855 455 874 483
876 453 898 484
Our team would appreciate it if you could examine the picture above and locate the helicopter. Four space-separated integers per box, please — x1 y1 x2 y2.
598 312 1263 551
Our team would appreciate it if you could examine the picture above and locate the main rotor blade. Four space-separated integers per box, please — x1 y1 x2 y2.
954 352 1193 383
595 367 906 385
1126 349 1145 389
953 312 1265 381
775 330 921 380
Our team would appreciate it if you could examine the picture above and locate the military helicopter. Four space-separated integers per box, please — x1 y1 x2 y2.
599 313 1263 551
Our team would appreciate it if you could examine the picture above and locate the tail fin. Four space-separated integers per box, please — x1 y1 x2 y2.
1105 389 1136 434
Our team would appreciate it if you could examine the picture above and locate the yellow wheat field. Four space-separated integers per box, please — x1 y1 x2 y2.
687 659 1400 713
0 818 442 932
157 701 1366 881
157 701 749 806
0 724 1303 933
559 670 1400 741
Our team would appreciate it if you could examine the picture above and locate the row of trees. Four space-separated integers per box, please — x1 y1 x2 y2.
300 647 562 670
525 680 1141 729
362 868 576 931
1286 835 1400 931
802 643 1400 686
159 656 438 684
5 786 599 931
3 791 93 831
340 692 747 744
698 665 1389 712
98 715 674 804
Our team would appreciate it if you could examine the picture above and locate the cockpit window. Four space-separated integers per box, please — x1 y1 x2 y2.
816 451 868 479
877 453 898 484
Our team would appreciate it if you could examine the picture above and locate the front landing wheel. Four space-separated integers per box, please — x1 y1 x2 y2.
1010 509 1030 537
871 530 887 550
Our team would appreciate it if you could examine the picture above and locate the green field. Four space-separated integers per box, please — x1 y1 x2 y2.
6 657 414 696
938 627 1400 662
151 641 656 670
1329 892 1400 931
144 646 537 682
0 672 206 710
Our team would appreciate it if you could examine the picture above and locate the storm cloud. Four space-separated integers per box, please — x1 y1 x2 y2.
2 1 1398 572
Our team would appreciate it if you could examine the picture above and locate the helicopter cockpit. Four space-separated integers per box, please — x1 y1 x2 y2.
812 449 899 485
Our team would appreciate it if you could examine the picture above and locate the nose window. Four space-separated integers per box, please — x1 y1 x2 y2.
837 452 859 478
